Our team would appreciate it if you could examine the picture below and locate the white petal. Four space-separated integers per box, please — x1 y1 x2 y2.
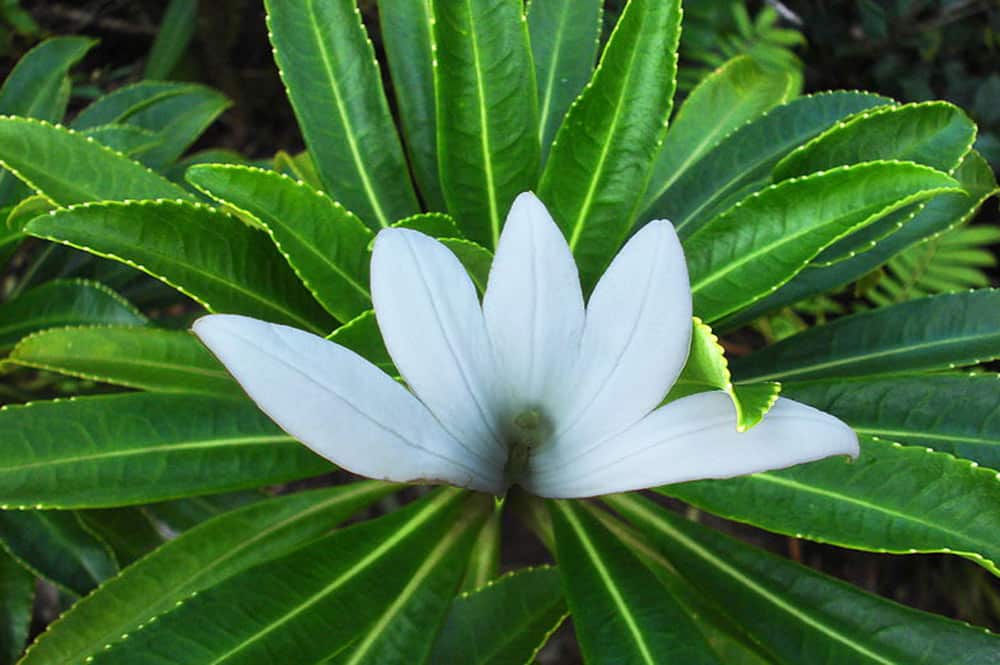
483 192 584 416
371 228 506 465
537 220 692 469
528 392 859 498
193 314 503 493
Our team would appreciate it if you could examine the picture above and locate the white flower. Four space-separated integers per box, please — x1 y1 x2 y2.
194 193 858 497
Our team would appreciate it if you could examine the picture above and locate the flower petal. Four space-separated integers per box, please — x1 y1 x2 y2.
483 192 585 416
371 228 506 465
193 314 503 493
543 220 692 463
528 392 859 498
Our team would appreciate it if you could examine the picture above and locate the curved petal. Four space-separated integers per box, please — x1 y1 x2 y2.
371 228 506 464
542 220 692 466
193 314 503 493
528 392 859 498
483 192 584 417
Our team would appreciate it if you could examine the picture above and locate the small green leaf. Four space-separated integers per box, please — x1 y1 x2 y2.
375 0 446 210
326 310 395 375
0 510 117 596
390 211 461 238
6 325 242 397
732 290 1000 382
440 237 493 294
527 0 603 161
550 500 722 665
0 279 146 349
26 200 335 334
18 483 393 665
608 492 1000 665
188 164 374 323
0 547 34 665
654 91 892 238
661 435 1000 576
124 86 231 170
87 489 489 665
430 566 567 665
144 0 198 80
71 81 203 130
434 0 539 248
82 124 162 157
0 393 331 509
642 55 796 218
730 382 782 432
0 117 191 205
265 0 418 228
783 375 1000 471
685 161 960 322
5 194 51 232
539 0 682 292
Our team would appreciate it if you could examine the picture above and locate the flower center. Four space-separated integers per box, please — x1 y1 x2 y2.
503 407 552 482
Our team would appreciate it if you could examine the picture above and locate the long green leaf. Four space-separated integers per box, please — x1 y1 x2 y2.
720 149 998 329
0 279 146 349
76 508 164 568
608 493 1000 665
434 0 539 248
375 0 445 210
732 289 1000 382
187 164 373 323
6 325 242 397
783 375 1000 471
124 86 230 170
661 435 1000 575
25 200 334 334
654 91 892 238
0 393 330 509
145 490 266 534
265 0 418 228
527 0 603 161
430 566 567 665
538 0 681 291
0 547 34 665
0 117 190 204
144 0 199 80
642 55 795 218
685 161 959 322
0 510 117 596
18 483 393 665
71 81 202 130
87 489 488 665
550 500 722 665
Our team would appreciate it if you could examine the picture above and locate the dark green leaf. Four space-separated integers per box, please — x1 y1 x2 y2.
265 0 418 228
26 200 335 334
538 0 681 291
145 490 266 534
124 86 230 170
0 393 331 509
326 310 395 374
0 547 34 665
76 508 164 567
144 0 198 80
71 82 202 130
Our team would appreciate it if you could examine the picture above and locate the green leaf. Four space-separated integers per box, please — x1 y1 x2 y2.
145 490 266 534
375 0 446 210
0 117 191 205
430 567 566 665
783 375 1000 471
265 0 418 228
549 500 722 665
82 124 162 157
0 393 331 509
440 237 493 294
71 81 202 130
87 489 489 665
433 0 539 248
731 290 1000 382
390 211 461 238
720 149 998 328
144 0 198 80
0 510 117 596
5 194 51 232
124 86 231 170
0 279 146 349
685 161 960 322
642 55 795 217
326 309 395 374
18 483 393 665
773 102 976 182
661 435 1000 576
6 325 242 397
26 200 335 334
273 150 322 190
608 493 1000 665
187 164 373 323
538 0 682 292
664 317 779 431
76 508 164 567
461 505 501 591
527 0 603 161
0 547 34 665
652 91 892 238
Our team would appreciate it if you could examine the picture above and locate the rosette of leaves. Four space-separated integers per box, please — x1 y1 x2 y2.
0 1 998 664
